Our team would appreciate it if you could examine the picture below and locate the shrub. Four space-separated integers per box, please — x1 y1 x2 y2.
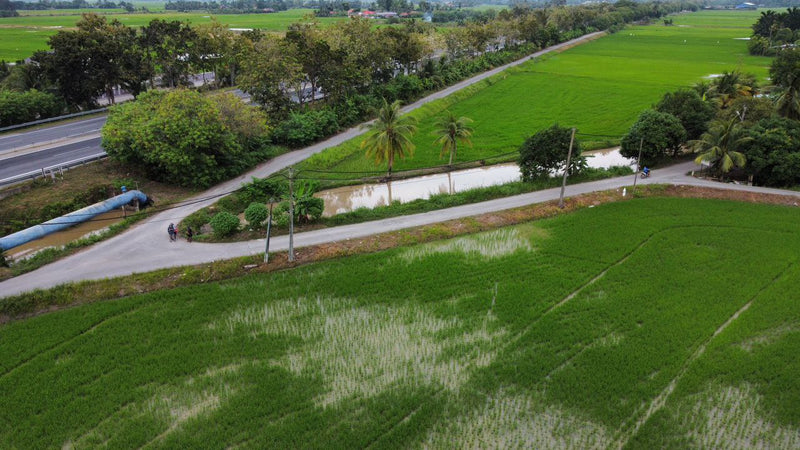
209 211 240 238
182 209 211 234
0 89 65 127
244 202 269 228
270 109 340 148
102 90 268 188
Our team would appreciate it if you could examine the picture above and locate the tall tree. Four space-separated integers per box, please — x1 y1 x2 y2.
33 13 127 108
238 34 302 118
361 99 418 177
692 118 750 178
285 19 331 103
432 111 473 165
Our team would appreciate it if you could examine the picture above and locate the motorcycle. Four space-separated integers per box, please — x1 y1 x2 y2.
640 171 650 179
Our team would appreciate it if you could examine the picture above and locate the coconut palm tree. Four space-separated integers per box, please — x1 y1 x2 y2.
432 111 474 166
692 118 750 179
361 99 418 178
775 72 800 120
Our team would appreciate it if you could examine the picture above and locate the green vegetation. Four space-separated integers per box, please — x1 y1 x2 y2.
299 10 771 178
0 9 334 61
1 197 798 447
102 90 271 188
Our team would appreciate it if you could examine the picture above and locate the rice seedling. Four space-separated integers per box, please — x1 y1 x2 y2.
675 383 800 449
1 197 799 447
217 296 506 407
422 390 612 449
399 228 534 261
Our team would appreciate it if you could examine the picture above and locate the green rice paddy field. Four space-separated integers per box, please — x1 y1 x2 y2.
300 10 772 177
0 8 333 61
1 197 799 448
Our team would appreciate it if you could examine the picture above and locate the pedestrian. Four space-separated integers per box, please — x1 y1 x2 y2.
186 226 193 243
168 223 176 242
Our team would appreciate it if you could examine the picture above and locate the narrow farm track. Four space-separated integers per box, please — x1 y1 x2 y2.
610 260 798 449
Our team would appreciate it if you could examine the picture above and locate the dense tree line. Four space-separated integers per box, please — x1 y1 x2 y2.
0 0 18 17
748 8 800 56
619 48 800 187
165 0 290 12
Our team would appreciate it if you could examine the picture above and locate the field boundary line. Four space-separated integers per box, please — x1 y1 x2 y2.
610 261 797 449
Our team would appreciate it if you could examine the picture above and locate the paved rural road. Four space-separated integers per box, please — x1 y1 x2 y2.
7 30 740 298
6 158 800 298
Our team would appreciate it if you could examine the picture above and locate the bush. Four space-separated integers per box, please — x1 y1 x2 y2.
270 109 340 148
0 89 65 127
182 209 211 234
244 202 269 228
102 90 269 188
209 211 240 238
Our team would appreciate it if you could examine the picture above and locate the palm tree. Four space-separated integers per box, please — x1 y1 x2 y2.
775 72 800 120
692 118 750 179
709 70 758 109
432 111 474 166
361 99 418 178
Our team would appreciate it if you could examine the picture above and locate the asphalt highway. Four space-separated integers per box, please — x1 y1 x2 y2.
0 136 103 180
0 116 105 152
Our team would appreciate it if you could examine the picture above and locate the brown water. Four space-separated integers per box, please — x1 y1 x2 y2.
8 210 126 260
316 148 634 217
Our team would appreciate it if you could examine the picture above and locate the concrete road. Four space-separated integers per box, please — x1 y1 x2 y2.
0 31 651 297
4 159 800 298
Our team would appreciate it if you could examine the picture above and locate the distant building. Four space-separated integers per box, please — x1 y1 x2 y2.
735 2 757 10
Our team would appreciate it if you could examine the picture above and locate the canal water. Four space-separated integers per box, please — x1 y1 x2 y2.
8 210 126 260
316 148 635 217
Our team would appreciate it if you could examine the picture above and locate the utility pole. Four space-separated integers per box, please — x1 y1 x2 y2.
288 168 295 262
264 197 274 263
632 137 643 194
558 128 576 209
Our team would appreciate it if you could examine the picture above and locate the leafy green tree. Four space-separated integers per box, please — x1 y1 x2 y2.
517 124 584 181
140 19 196 88
717 96 775 126
432 111 473 165
238 34 302 117
361 99 418 177
32 13 128 108
741 117 800 187
655 89 715 141
620 110 687 162
285 18 332 103
692 119 750 178
102 90 268 188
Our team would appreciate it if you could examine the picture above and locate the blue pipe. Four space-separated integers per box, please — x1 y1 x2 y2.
0 190 148 252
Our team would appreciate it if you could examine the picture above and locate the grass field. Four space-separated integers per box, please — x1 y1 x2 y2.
1 197 798 447
299 10 772 179
0 8 334 61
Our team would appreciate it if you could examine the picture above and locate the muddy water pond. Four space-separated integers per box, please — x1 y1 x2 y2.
8 210 126 260
316 148 635 217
